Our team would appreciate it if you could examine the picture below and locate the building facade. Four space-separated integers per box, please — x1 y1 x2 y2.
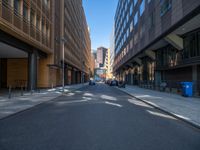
54 0 91 85
0 0 91 90
114 0 200 96
110 26 115 78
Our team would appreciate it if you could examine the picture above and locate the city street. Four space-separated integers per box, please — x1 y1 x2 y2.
0 83 200 150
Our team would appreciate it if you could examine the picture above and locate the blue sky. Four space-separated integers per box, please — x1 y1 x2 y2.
83 0 118 51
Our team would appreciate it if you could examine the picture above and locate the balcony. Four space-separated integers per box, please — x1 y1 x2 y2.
0 2 51 50
42 32 46 46
13 12 22 30
23 18 30 34
37 0 41 9
2 2 12 23
36 28 41 42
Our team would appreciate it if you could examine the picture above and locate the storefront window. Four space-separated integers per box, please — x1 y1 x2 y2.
183 31 199 58
183 36 190 59
198 32 200 56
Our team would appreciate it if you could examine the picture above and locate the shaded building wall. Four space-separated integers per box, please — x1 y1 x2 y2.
163 67 193 82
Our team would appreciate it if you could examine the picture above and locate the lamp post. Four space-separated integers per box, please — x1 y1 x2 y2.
81 61 85 85
61 37 67 94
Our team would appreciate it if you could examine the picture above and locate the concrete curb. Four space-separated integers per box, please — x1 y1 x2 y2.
0 84 88 121
115 87 200 130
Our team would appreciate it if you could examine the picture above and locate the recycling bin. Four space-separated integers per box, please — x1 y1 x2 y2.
181 82 193 97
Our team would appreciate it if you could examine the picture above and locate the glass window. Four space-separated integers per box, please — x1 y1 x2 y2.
140 24 145 38
23 4 28 21
134 0 137 6
130 38 133 49
30 10 35 26
14 0 20 15
149 11 154 28
127 28 129 38
125 1 127 11
140 0 145 16
198 32 200 56
43 0 49 9
134 11 138 26
2 0 11 7
36 16 41 30
160 0 172 16
184 32 199 58
130 4 133 16
42 19 45 33
46 24 50 38
130 21 133 32
134 32 138 44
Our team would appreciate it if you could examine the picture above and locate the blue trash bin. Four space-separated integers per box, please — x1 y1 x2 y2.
181 82 193 97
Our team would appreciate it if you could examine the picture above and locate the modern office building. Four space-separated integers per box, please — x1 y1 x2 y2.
0 0 91 90
54 0 91 85
110 26 115 78
97 47 107 68
114 0 200 96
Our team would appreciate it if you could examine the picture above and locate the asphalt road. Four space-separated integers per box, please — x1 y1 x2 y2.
0 83 200 150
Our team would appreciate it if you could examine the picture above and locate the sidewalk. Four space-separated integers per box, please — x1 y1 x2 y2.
117 85 200 128
0 83 88 119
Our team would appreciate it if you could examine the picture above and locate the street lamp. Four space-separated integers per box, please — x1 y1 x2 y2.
61 37 67 94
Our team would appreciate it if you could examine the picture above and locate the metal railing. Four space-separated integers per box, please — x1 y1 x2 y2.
0 3 50 49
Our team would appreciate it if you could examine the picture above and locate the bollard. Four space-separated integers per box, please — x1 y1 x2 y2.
51 83 54 89
8 86 12 99
31 85 33 95
21 86 24 96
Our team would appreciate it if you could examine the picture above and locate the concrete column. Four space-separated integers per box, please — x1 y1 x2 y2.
75 71 78 84
142 60 148 82
131 72 134 85
71 70 75 84
192 65 198 96
78 71 81 83
64 66 68 85
28 50 38 91
0 59 1 88
155 71 162 86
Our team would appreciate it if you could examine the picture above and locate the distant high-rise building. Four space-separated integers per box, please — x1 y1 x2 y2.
105 48 112 79
97 47 107 68
92 50 99 69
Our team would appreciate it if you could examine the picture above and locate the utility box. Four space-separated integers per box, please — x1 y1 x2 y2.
181 82 193 97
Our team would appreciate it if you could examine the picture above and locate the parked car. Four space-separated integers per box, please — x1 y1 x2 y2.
105 79 112 85
89 80 96 85
110 80 118 86
118 80 126 88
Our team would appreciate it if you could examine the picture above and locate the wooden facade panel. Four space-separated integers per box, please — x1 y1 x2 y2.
7 59 28 88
